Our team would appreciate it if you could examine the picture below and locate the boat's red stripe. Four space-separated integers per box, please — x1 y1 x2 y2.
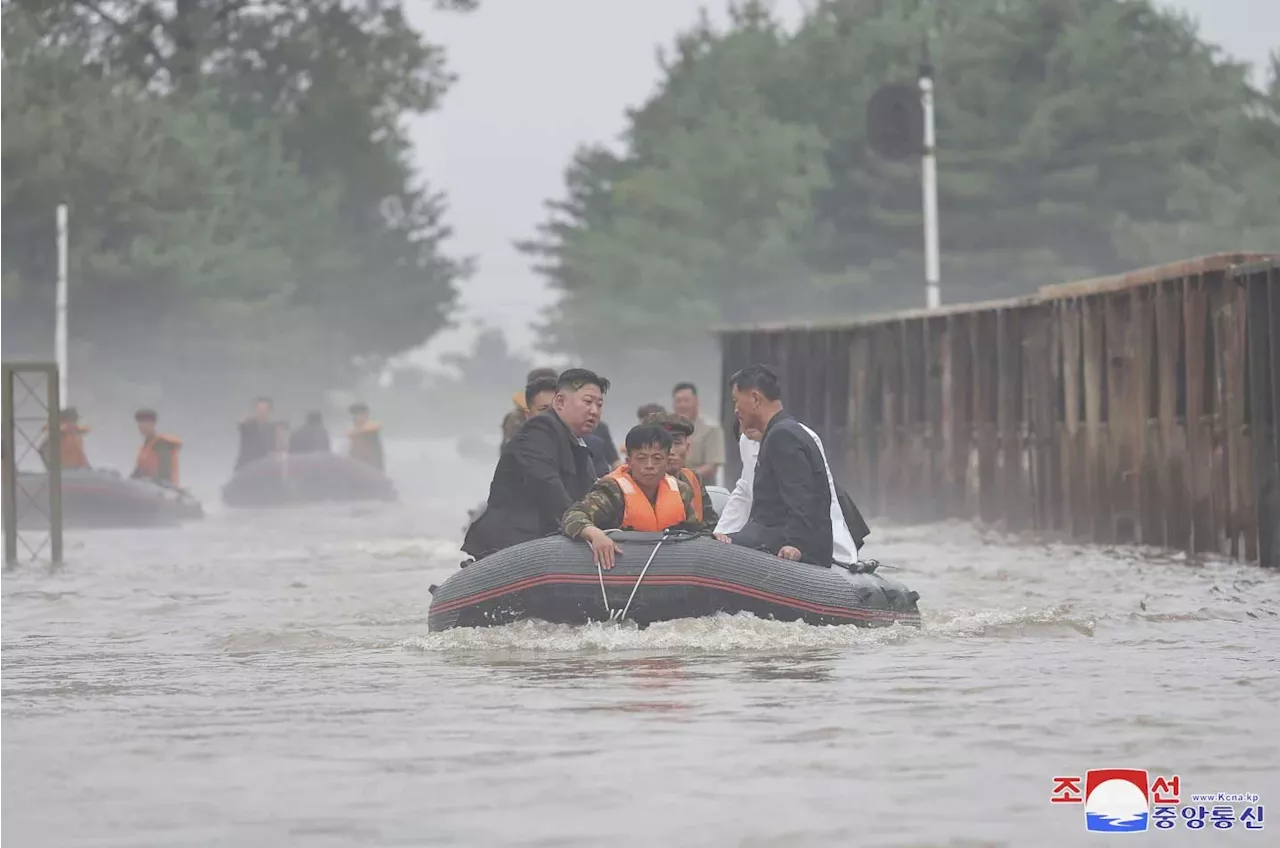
430 572 918 623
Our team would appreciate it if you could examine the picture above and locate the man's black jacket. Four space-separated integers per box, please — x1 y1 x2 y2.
235 419 276 470
730 410 834 566
463 410 597 559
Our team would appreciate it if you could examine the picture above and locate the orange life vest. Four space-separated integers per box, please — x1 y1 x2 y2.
678 467 705 522
135 433 182 485
606 466 686 532
57 423 91 469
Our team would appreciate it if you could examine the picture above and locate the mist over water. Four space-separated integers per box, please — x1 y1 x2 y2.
4 435 1279 846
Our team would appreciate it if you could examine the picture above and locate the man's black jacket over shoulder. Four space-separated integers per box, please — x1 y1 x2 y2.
463 410 598 559
729 410 833 566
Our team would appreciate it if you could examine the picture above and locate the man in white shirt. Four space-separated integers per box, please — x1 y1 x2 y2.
714 420 860 566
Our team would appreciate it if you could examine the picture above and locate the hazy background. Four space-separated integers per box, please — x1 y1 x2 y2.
405 0 1278 364
3 0 1276 479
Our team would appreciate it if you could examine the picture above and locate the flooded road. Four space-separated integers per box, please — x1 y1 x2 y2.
3 439 1279 847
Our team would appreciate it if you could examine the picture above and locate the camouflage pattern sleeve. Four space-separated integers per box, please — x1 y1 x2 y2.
560 479 627 538
673 477 705 531
699 484 720 530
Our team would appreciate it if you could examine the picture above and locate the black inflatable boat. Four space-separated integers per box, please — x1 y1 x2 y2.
221 452 397 508
15 468 204 528
428 531 921 631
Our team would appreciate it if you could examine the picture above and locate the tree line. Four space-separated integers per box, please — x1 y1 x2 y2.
2 0 473 411
523 0 1280 383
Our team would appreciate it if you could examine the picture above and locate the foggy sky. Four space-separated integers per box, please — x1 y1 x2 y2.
404 0 1278 370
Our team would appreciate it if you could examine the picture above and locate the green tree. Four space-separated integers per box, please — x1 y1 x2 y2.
1 12 347 374
2 0 471 389
527 0 1280 368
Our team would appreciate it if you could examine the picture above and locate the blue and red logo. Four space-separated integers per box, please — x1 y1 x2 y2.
1084 769 1151 832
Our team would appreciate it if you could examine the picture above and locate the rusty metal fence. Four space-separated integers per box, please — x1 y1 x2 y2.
718 253 1280 567
2 361 64 567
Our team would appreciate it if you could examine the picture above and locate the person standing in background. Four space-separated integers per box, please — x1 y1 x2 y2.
131 409 182 486
502 367 560 449
39 407 91 470
347 403 385 471
636 402 665 423
289 411 331 454
235 397 277 470
671 382 724 486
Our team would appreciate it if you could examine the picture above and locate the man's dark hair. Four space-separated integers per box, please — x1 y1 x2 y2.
636 402 665 420
729 364 782 401
348 402 369 415
524 376 558 408
624 424 672 454
557 368 610 395
672 381 697 396
254 396 273 406
134 408 157 422
526 366 559 383
305 411 324 425
61 407 79 422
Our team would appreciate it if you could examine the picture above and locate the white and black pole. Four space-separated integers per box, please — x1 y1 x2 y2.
920 47 941 309
55 203 70 404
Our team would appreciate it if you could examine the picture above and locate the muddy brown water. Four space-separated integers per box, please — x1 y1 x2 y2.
3 439 1279 847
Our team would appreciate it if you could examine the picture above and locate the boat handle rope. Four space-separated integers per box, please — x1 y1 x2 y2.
617 539 663 623
595 536 666 624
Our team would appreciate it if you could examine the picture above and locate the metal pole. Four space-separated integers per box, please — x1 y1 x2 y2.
56 203 69 404
2 367 16 566
48 369 63 565
920 57 941 309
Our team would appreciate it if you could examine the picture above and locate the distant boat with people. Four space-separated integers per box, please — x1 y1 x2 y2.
220 451 397 508
15 468 204 528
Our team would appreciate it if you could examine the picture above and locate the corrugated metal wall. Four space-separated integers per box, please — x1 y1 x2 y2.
718 253 1280 567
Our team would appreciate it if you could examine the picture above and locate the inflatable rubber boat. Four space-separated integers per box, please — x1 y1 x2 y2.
15 468 204 528
427 530 921 631
221 452 397 508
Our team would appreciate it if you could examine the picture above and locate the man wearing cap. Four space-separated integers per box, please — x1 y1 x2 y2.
644 411 719 527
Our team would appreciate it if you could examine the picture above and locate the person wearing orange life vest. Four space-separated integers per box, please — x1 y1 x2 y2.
347 402 385 471
38 407 92 470
131 409 182 486
643 411 720 527
561 424 710 570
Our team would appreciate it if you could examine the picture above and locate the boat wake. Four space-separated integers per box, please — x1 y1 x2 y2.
403 604 1091 654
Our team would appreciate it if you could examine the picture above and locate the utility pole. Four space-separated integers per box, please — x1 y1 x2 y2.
920 42 941 309
56 203 69 403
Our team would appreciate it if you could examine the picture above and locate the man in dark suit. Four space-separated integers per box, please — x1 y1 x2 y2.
714 364 858 567
462 368 610 560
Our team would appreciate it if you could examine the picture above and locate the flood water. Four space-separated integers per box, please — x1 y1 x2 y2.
3 438 1279 847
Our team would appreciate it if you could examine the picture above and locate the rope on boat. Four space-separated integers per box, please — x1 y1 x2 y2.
617 539 664 623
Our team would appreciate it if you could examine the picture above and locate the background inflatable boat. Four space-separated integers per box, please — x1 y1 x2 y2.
221 452 397 508
15 468 204 528
428 531 921 631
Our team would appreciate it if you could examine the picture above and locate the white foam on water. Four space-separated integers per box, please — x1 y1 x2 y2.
401 603 1091 654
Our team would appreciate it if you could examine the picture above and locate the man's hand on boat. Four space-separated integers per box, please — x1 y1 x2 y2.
777 545 802 561
582 526 623 570
712 533 732 544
